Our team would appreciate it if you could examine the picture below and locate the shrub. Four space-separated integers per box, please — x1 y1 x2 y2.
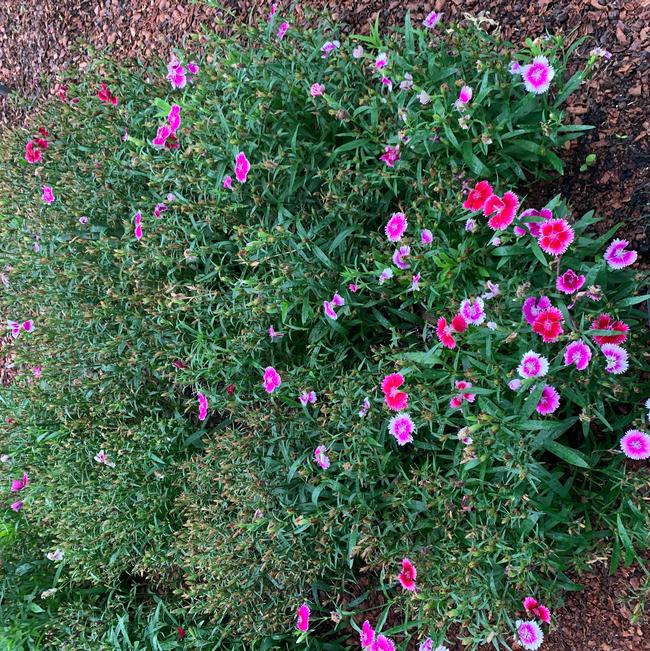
1 8 648 650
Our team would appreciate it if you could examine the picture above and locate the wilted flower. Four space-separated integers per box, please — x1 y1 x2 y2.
482 280 500 300
314 445 330 469
94 449 116 468
323 300 338 320
379 268 394 285
590 47 612 59
348 283 358 293
400 73 413 91
465 218 477 232
521 56 555 94
47 550 64 562
154 203 168 219
380 77 393 92
10 501 23 512
619 429 650 460
411 273 421 291
97 82 118 104
418 90 431 104
556 269 585 294
299 391 317 406
268 325 284 339
604 238 637 269
10 473 29 492
79 215 89 224
509 60 522 74
359 397 371 418
134 211 143 241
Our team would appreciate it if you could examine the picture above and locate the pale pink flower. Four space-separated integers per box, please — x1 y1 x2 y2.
234 152 250 183
482 281 500 300
421 229 433 245
521 56 555 94
79 215 89 224
7 320 21 338
516 620 544 650
359 397 371 417
423 11 442 28
564 340 591 371
197 392 208 421
323 301 338 320
604 239 637 269
601 343 628 374
620 429 650 460
459 297 486 325
352 45 364 59
223 175 233 190
314 444 330 469
375 53 388 69
509 60 522 75
392 245 411 270
94 449 116 468
411 273 421 291
320 41 340 58
348 283 358 293
41 185 55 204
379 268 393 285
388 413 415 445
166 193 176 202
154 203 168 219
385 212 407 241
46 550 64 561
591 47 612 60
536 385 560 415
380 77 393 92
487 321 497 330
310 83 325 97
418 90 431 104
263 366 281 393
556 269 585 294
508 379 522 391
400 73 413 91
296 603 310 632
299 391 317 406
277 21 289 39
518 351 549 379
360 620 375 648
465 218 477 232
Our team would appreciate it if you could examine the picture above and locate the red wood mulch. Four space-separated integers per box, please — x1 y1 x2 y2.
0 1 647 649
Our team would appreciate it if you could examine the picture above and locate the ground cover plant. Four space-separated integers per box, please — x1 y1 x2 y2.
1 6 649 650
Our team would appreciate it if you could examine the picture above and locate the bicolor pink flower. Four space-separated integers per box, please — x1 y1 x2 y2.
154 203 168 219
187 61 199 75
601 344 629 374
263 366 282 393
323 300 338 320
620 430 650 460
556 269 585 294
374 636 396 651
360 620 375 648
277 21 289 39
348 283 358 293
268 325 284 339
508 378 523 391
509 60 522 74
523 597 551 624
7 320 21 338
389 413 415 445
423 11 442 28
314 445 330 469
299 391 317 406
411 273 421 291
437 317 459 349
564 340 591 371
380 145 400 168
382 373 408 411
152 124 172 148
463 180 493 212
518 351 549 379
532 307 564 343
296 603 310 632
379 268 393 285
197 392 208 421
514 225 527 236
536 385 560 415
520 208 552 237
450 395 463 409
522 295 552 325
398 557 417 591
380 77 393 92
10 473 29 492
167 104 181 132
459 297 486 326
320 41 340 58
10 501 23 512
331 293 344 307
310 83 325 97
392 245 411 270
94 449 116 468
454 85 473 109
604 238 637 269
267 2 278 20
223 175 233 190
359 397 371 418
22 319 34 333
591 314 628 346
134 211 143 240
385 212 407 241
41 185 55 205
538 219 574 256
234 152 250 183
79 215 89 224
166 59 187 89
521 56 555 94
455 380 476 402
421 229 433 245
375 53 388 69
25 141 43 164
516 620 544 650
352 45 364 59
483 191 519 230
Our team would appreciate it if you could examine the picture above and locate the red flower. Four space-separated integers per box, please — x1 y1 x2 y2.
171 359 189 369
381 373 408 411
97 82 118 105
226 383 236 397
532 307 564 343
176 626 186 639
483 191 519 230
437 317 456 349
398 558 417 591
591 313 628 346
25 141 42 164
538 219 574 256
38 127 49 137
463 180 493 212
451 313 467 333
35 137 49 149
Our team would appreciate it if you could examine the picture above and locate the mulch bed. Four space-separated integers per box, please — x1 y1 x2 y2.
0 1 647 648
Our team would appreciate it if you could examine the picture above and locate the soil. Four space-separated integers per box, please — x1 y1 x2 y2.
0 1 647 649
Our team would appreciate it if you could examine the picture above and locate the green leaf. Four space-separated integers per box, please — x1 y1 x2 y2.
543 441 590 468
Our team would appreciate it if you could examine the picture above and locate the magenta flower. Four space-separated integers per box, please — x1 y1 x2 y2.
134 211 143 240
379 144 400 168
234 152 250 183
459 298 486 326
310 83 325 97
41 185 55 204
483 191 519 230
423 11 442 28
187 61 199 75
223 175 233 190
604 238 637 269
331 293 344 307
167 104 181 132
314 445 330 469
7 320 21 338
524 598 552 625
10 473 29 492
556 269 585 294
348 283 358 293
33 366 42 378
320 40 340 58
360 620 375 648
392 245 411 270
296 603 310 632
374 635 396 651
375 52 388 69
385 212 407 242
388 413 415 445
521 56 555 94
380 77 393 92
601 343 629 374
411 273 421 291
536 385 560 415
522 295 552 325
268 325 284 339
398 557 417 591
10 501 23 512
197 392 208 421
620 429 650 460
421 229 433 245
167 55 187 89
323 300 338 320
564 340 591 371
299 391 317 406
520 207 552 237
277 21 289 39
454 85 473 109
538 219 575 256
152 124 172 149
267 2 278 20
154 203 168 219
263 366 281 393
517 351 549 379
516 620 544 650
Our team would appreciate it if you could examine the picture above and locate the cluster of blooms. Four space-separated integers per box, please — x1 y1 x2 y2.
9 472 28 512
223 151 251 189
7 319 34 339
166 54 199 90
24 127 50 164
152 103 182 150
323 292 345 320
449 380 476 409
359 619 397 650
97 82 118 105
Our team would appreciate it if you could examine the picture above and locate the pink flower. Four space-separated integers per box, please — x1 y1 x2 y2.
455 380 475 402
483 191 519 230
388 413 415 445
152 124 172 148
323 300 338 320
509 60 522 74
601 343 629 374
331 293 345 307
359 396 371 418
79 215 89 224
532 307 564 343
10 473 29 492
197 392 208 421
517 351 549 379
33 366 42 378
450 395 463 409
385 212 407 242
591 47 612 59
437 317 456 349
310 83 325 97
400 73 413 91
7 320 21 338
538 219 574 256
522 295 552 325
379 145 400 168
234 152 250 183
564 340 591 371
516 620 544 650
348 283 358 293
454 85 472 109
263 366 282 393
620 429 650 460
374 635 396 651
299 391 317 406
25 141 43 164
604 238 637 269
536 385 560 415
423 11 442 28
97 82 118 105
379 268 393 284
352 45 364 59
187 61 199 75
296 603 310 632
398 557 417 591
520 208 552 237
463 180 493 212
523 597 551 624
360 620 375 648
41 185 55 204
314 445 330 469
465 218 477 232
267 2 278 20
223 175 233 190
521 56 555 94
482 280 500 300
508 379 522 391
411 273 421 291
94 449 115 467
451 314 467 333
21 320 34 333
167 60 187 89
375 52 388 69
392 245 411 270
381 373 408 412
380 77 393 92
320 40 340 58
268 325 284 339
459 297 486 326
591 314 628 346
154 203 168 219
168 104 181 132
277 21 289 39
556 269 585 294
10 501 23 512
421 229 433 245
134 211 143 240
